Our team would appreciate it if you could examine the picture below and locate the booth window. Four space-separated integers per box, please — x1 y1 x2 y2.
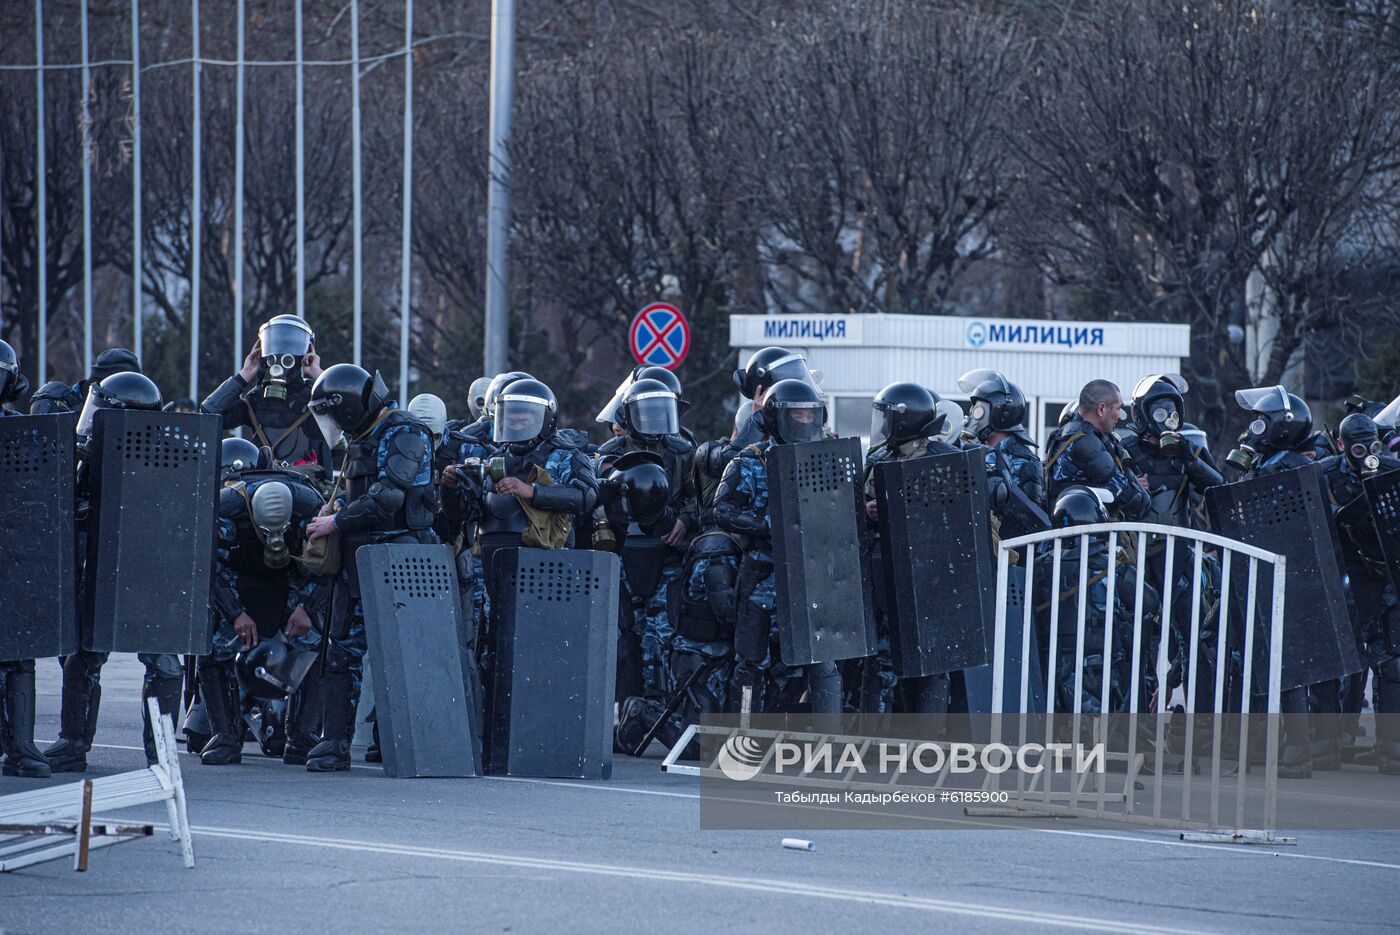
833 395 874 439
1042 400 1073 438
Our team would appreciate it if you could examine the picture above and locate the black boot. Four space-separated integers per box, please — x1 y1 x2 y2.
197 664 243 766
306 671 352 772
283 669 322 766
805 662 843 716
1279 688 1312 780
42 659 97 773
1375 676 1400 776
365 713 382 764
142 676 184 766
1308 680 1342 771
3 670 51 778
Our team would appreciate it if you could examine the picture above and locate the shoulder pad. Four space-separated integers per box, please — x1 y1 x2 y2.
551 428 589 450
662 434 695 456
384 409 425 430
32 380 75 402
219 485 249 516
597 435 627 457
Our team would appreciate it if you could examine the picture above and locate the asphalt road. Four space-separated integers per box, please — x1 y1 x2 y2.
1 655 1397 934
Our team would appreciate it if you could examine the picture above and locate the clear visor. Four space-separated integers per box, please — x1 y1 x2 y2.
767 354 814 387
312 412 344 450
1376 394 1400 429
626 392 679 436
595 374 633 424
75 387 101 438
1235 385 1289 414
1133 373 1189 401
259 319 314 358
870 409 895 448
957 367 1009 396
774 403 824 445
494 395 549 443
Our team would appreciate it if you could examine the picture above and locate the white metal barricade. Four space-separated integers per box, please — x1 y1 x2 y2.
0 699 194 871
986 521 1288 842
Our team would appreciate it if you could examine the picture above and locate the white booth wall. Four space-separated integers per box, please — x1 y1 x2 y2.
730 314 1192 444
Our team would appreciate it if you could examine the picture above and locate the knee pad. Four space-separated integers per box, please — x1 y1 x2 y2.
146 653 185 681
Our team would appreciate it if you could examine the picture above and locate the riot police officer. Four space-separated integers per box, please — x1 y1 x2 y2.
1045 380 1150 520
200 438 329 766
1120 374 1225 722
1228 385 1317 778
302 365 438 772
202 316 331 488
0 340 27 412
958 369 1045 506
1320 413 1400 774
1225 385 1316 476
447 377 598 720
733 347 817 405
600 379 698 710
663 406 761 735
28 346 140 416
715 379 842 714
459 370 533 452
1036 486 1158 716
0 339 47 778
45 371 170 770
862 383 960 716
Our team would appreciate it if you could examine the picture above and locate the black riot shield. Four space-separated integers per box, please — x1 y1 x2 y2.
768 437 875 666
1206 465 1359 690
0 413 79 661
486 548 620 779
84 410 219 654
873 450 995 677
356 543 483 778
1363 469 1400 595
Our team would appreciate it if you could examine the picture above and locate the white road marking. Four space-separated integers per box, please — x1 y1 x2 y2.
64 742 1400 871
184 824 1209 934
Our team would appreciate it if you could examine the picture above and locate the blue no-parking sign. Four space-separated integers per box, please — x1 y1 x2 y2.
629 303 690 370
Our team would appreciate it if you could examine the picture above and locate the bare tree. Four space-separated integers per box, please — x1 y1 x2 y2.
741 3 1027 316
1008 0 1400 438
508 31 752 433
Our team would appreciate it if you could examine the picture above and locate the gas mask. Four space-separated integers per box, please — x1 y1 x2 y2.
251 481 295 569
262 356 303 400
1349 440 1383 475
1151 401 1185 458
1225 419 1267 472
257 316 315 401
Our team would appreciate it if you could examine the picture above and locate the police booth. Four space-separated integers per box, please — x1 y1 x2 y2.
729 314 1192 444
